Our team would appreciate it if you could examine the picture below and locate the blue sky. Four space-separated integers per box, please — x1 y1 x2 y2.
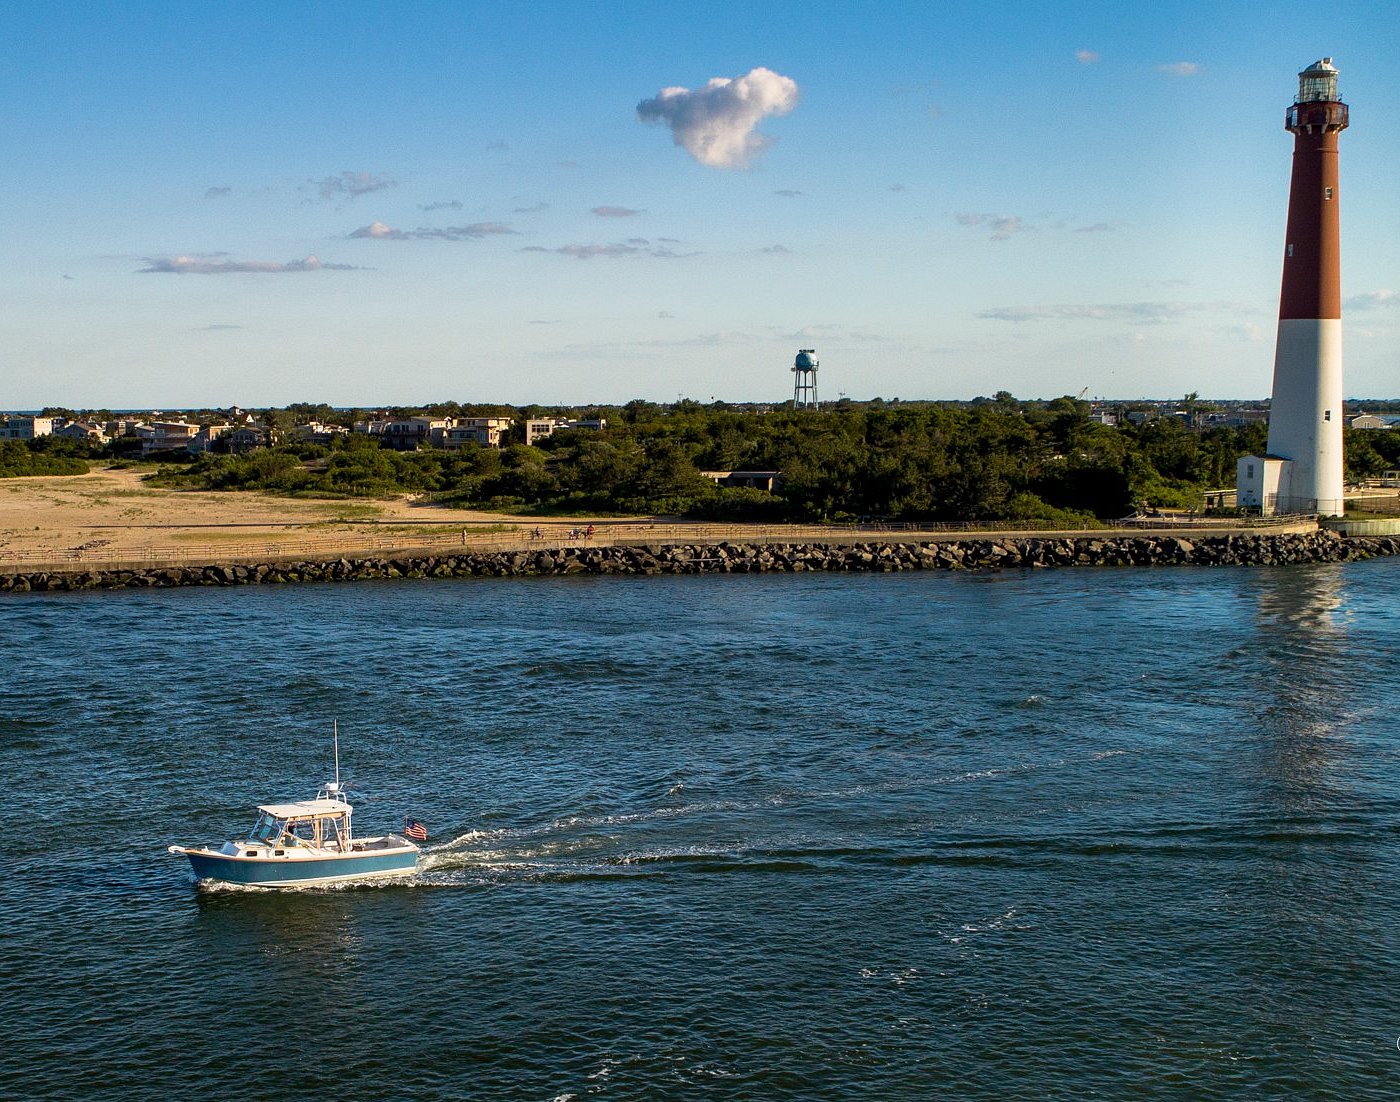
3 1 1397 408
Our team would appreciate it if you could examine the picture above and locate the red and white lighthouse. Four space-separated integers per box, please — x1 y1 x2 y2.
1239 58 1348 516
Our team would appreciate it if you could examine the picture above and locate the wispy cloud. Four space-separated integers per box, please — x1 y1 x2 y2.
889 183 906 192
521 242 695 260
200 323 244 330
1346 289 1398 310
784 324 890 343
592 206 644 218
348 221 516 241
514 202 549 214
204 186 232 199
637 67 799 169
314 171 396 201
957 212 1030 241
978 301 1229 323
762 244 791 254
774 189 804 198
1156 61 1201 77
1076 220 1127 233
140 254 359 275
1075 49 1101 65
418 200 463 212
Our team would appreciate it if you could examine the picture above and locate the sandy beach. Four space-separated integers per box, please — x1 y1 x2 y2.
0 465 1326 574
0 467 550 566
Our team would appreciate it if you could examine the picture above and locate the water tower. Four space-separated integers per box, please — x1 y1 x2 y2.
792 348 819 408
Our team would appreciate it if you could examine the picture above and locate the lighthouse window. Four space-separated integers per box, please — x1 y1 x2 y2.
1324 410 1332 421
1325 187 1333 200
1287 244 1294 257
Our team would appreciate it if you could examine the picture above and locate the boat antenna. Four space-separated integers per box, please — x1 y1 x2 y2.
333 720 340 789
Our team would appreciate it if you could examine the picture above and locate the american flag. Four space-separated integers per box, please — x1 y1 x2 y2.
403 817 428 842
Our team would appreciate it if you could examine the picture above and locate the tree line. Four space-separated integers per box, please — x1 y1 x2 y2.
14 398 1400 522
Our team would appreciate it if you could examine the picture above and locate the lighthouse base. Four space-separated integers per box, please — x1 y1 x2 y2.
1262 318 1345 516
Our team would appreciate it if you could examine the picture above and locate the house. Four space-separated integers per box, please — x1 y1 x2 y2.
226 426 269 453
443 417 514 449
143 421 202 454
701 470 782 492
54 421 108 443
289 421 348 445
188 424 234 454
524 417 607 445
377 418 452 450
1 416 55 440
1349 413 1394 430
354 415 514 449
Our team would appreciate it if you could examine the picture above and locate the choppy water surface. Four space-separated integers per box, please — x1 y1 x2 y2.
3 563 1400 1100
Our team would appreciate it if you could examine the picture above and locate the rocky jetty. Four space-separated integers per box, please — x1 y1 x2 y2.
2 531 1397 593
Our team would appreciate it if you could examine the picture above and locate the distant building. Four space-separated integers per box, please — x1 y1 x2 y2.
188 424 234 454
1 416 55 440
53 421 107 443
289 422 348 445
353 416 514 450
701 470 782 492
524 417 607 445
378 418 452 451
140 421 232 455
143 421 201 454
105 418 149 438
225 426 269 453
443 417 514 449
1349 413 1394 430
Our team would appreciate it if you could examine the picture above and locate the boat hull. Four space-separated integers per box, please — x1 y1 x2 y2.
176 846 419 887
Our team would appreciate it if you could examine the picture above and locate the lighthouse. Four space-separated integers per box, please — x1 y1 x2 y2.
1238 58 1348 516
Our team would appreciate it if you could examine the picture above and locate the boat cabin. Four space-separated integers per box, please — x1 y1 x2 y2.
245 796 354 853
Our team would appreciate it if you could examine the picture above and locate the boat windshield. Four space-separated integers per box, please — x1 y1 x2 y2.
249 812 279 843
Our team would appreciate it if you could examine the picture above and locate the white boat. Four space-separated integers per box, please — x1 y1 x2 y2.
168 735 421 888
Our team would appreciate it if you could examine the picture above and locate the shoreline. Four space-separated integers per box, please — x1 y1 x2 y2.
4 531 1395 593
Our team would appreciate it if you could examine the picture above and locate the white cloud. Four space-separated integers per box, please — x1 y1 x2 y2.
637 67 799 168
1346 289 1398 310
957 212 1030 240
1156 61 1202 77
978 301 1229 323
1075 49 1101 65
348 221 516 240
315 171 396 200
521 242 695 260
592 206 644 217
140 254 358 274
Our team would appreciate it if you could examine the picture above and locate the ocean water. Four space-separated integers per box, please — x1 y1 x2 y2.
3 563 1400 1100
